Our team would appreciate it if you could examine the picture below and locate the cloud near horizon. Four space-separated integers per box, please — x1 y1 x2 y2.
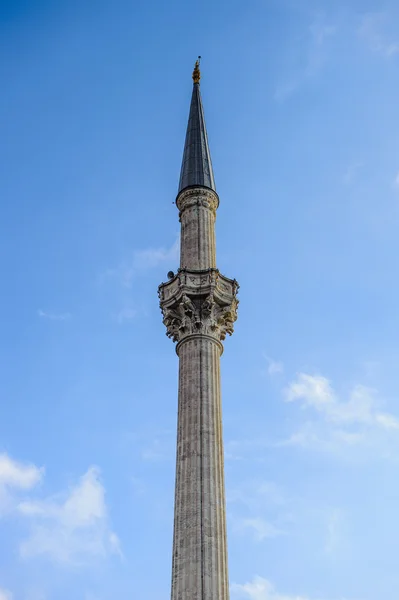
18 466 121 566
0 453 120 568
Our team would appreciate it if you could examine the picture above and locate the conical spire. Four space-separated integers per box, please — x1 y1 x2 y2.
178 59 216 194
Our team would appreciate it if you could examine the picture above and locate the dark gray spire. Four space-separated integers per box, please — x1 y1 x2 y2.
178 61 216 194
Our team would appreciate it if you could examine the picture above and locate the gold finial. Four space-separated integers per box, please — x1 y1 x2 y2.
192 56 201 84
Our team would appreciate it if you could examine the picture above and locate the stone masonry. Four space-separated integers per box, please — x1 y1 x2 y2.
159 60 239 600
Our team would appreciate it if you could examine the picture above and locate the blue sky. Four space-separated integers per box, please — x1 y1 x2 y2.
1 0 399 598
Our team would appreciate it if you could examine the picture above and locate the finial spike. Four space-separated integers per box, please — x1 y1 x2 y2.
192 57 201 84
179 56 215 193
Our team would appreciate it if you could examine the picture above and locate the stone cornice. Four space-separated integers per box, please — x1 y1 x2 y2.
159 268 239 345
176 187 219 220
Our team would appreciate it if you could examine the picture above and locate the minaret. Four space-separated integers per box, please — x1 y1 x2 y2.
159 59 239 600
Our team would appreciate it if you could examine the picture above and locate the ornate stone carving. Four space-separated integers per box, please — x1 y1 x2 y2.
159 268 239 345
176 187 219 220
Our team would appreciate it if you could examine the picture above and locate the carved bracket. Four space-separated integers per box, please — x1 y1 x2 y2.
158 268 239 344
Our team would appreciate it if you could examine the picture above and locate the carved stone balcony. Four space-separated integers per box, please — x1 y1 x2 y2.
158 268 239 346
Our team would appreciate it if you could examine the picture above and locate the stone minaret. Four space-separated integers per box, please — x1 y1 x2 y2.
159 59 239 600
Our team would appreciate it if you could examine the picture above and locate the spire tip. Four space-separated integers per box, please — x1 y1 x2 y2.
192 56 201 84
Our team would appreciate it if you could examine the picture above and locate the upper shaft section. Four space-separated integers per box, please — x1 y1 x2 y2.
178 61 216 194
159 61 239 348
177 61 219 271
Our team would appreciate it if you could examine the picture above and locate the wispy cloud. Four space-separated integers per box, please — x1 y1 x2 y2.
225 437 274 462
285 373 399 430
0 588 12 600
113 307 137 323
280 423 365 452
0 454 44 516
141 432 174 462
231 576 327 600
228 480 288 543
263 355 284 376
280 372 399 456
18 467 122 566
359 12 399 58
37 310 71 321
103 237 179 288
228 480 286 512
236 518 283 542
274 17 336 101
324 508 344 556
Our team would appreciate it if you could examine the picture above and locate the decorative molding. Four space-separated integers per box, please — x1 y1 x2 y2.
176 187 219 220
176 333 224 356
159 268 239 345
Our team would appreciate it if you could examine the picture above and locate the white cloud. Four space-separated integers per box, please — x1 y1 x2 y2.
18 466 121 566
359 12 399 58
286 374 334 411
375 413 399 430
231 576 320 600
394 171 399 188
104 236 179 288
281 373 399 457
0 589 12 600
285 373 399 430
37 310 71 321
0 454 43 516
0 454 43 490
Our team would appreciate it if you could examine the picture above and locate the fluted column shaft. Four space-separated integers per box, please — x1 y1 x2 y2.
171 336 229 600
160 188 237 600
177 187 219 270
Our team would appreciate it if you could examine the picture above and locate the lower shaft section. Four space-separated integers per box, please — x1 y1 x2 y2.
171 336 229 600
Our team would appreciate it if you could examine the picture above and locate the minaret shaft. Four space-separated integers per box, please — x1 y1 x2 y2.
172 337 229 600
178 187 218 270
159 60 238 600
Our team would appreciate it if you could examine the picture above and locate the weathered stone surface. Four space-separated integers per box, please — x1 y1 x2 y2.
171 337 229 600
159 73 238 600
177 187 219 270
158 268 239 346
